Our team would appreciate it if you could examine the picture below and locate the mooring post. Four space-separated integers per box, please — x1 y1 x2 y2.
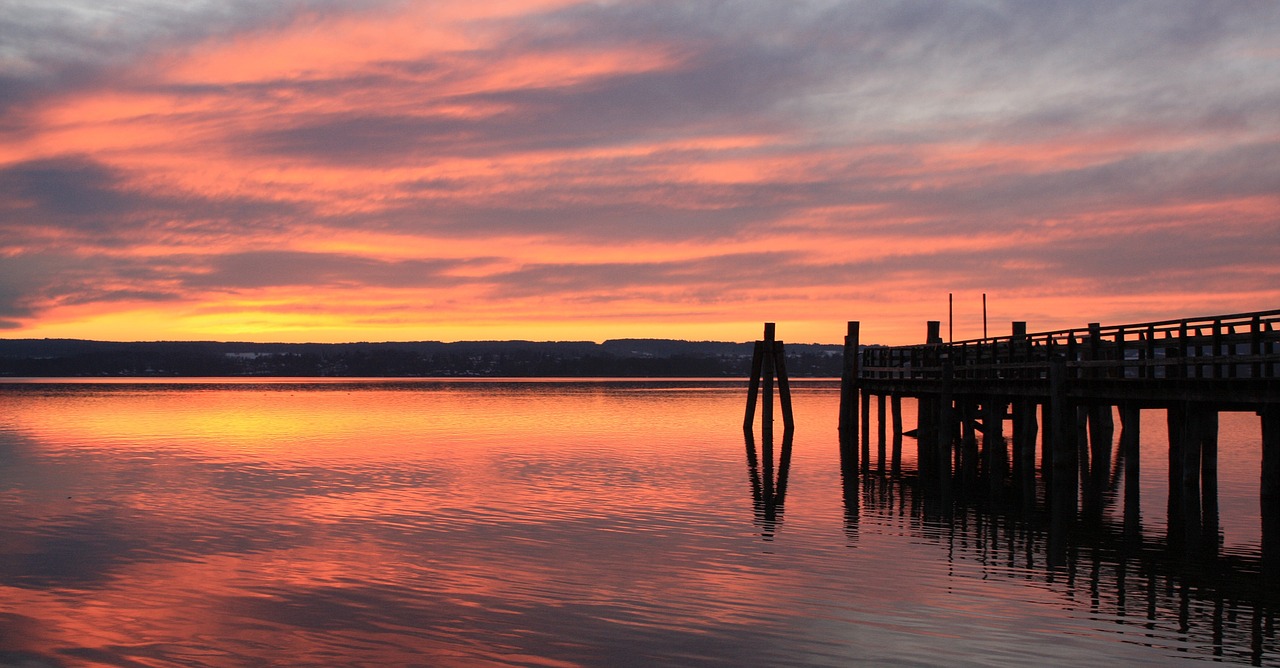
762 323 776 444
761 323 776 483
744 340 765 432
839 321 860 441
773 339 795 434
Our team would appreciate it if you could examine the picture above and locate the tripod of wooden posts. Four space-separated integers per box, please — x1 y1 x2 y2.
743 322 796 440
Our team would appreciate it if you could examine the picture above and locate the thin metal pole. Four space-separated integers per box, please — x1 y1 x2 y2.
949 292 953 343
983 293 988 339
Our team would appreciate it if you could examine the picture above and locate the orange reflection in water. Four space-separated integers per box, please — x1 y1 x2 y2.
1 380 817 665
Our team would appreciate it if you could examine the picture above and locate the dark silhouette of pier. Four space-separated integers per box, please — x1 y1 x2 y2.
827 309 1280 663
837 310 1280 579
840 467 1280 664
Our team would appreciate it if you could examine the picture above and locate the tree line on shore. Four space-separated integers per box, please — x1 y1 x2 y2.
0 338 845 377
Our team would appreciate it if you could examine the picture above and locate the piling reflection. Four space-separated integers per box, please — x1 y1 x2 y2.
745 429 793 540
844 441 1280 666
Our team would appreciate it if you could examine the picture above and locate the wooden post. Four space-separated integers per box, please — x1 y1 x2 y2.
1120 404 1141 536
939 355 955 490
1252 315 1263 379
927 320 942 345
1050 355 1076 519
1088 322 1102 380
1199 405 1219 552
1181 404 1203 543
1078 404 1097 518
1088 404 1115 515
891 394 903 475
917 396 936 478
1115 326 1127 379
984 399 1006 497
1166 404 1186 545
773 339 795 434
1013 399 1039 510
1212 318 1223 380
1179 320 1192 380
762 323 775 448
877 393 887 473
839 321 860 439
1152 323 1162 376
744 341 764 432
860 390 871 473
1262 407 1280 581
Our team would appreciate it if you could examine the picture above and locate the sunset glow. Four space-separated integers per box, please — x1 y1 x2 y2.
3 1 1278 345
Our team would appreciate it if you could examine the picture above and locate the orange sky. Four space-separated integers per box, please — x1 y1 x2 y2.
2 1 1278 345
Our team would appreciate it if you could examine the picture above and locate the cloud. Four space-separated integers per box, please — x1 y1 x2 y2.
0 0 1277 341
181 251 489 290
0 156 304 247
0 2 395 112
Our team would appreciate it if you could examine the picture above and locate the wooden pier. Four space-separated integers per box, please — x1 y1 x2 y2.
838 309 1280 578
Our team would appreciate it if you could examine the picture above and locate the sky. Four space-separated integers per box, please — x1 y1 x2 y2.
1 0 1278 345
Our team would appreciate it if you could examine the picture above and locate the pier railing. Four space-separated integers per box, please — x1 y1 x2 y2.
859 309 1280 386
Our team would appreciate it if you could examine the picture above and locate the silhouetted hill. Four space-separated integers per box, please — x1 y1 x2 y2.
0 338 844 378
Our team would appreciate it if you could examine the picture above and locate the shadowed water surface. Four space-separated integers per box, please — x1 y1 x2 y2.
0 379 1276 666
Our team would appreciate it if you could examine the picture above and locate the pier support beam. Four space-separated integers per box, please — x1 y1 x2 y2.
1012 399 1039 510
1199 406 1220 552
1049 356 1077 520
1262 408 1280 582
938 357 955 493
983 399 1007 497
860 391 871 473
891 394 903 475
1119 404 1141 536
917 396 936 478
1167 404 1187 547
877 393 888 474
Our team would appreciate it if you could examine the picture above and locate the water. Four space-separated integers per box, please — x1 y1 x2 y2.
0 379 1276 666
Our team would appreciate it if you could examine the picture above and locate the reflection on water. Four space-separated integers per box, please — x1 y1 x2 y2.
744 430 793 541
0 379 1277 666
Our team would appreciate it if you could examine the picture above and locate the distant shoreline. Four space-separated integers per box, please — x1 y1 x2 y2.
0 338 845 378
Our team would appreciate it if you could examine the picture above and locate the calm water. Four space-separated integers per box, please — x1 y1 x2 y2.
1 379 1276 666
